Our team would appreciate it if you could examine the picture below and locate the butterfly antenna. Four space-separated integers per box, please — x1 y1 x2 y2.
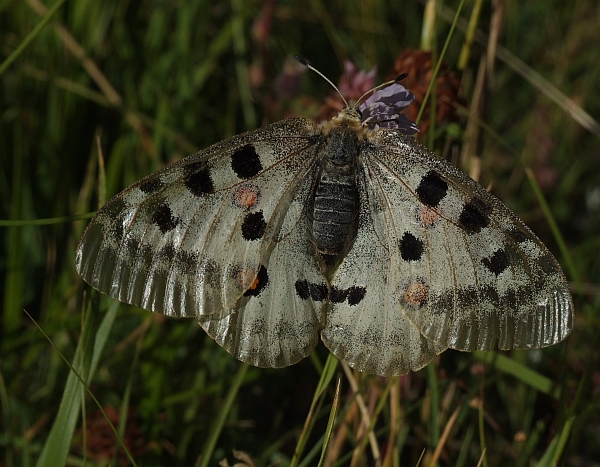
294 55 349 108
355 72 408 107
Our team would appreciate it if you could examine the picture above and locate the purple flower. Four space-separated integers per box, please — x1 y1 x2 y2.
338 61 377 100
358 83 419 134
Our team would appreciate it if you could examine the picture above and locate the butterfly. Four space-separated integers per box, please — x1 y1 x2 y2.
76 59 573 376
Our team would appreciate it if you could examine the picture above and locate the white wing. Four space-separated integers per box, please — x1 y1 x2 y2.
361 131 573 352
76 118 326 367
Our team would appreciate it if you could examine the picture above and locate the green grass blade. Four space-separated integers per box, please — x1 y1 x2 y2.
537 416 574 467
290 353 338 467
317 376 341 467
198 362 249 467
34 300 119 467
416 0 466 125
0 212 95 226
0 0 67 76
3 122 24 335
231 0 257 130
474 352 557 398
524 168 581 292
427 363 440 447
457 0 484 70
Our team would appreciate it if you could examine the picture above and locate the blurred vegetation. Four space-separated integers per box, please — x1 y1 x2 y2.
1 0 599 466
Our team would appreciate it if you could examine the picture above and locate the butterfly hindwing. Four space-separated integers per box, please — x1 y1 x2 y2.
322 165 446 376
197 165 327 367
363 131 573 352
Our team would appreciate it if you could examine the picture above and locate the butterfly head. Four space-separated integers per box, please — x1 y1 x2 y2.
355 83 419 134
327 83 420 136
294 56 419 135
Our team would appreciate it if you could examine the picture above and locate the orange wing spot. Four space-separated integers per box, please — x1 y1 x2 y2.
236 268 259 290
404 282 428 307
419 205 441 227
233 185 259 209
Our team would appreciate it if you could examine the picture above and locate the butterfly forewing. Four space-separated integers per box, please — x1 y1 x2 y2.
365 131 573 352
76 118 322 321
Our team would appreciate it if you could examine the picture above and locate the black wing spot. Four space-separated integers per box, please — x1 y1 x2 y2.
330 287 347 303
102 197 127 217
482 248 510 276
400 232 424 262
458 197 490 234
295 279 311 300
101 198 128 239
241 211 267 240
185 166 214 197
346 286 366 306
416 171 448 207
151 203 179 234
538 255 560 275
175 250 199 274
156 243 176 261
139 178 164 194
295 280 328 302
509 228 529 243
243 265 269 297
295 280 365 306
231 144 262 179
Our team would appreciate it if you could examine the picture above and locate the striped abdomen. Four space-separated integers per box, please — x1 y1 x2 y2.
312 126 360 271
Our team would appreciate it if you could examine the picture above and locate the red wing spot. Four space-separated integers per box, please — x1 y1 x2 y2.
236 268 258 290
233 185 259 209
236 265 269 297
419 206 441 227
403 282 428 307
243 265 268 297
